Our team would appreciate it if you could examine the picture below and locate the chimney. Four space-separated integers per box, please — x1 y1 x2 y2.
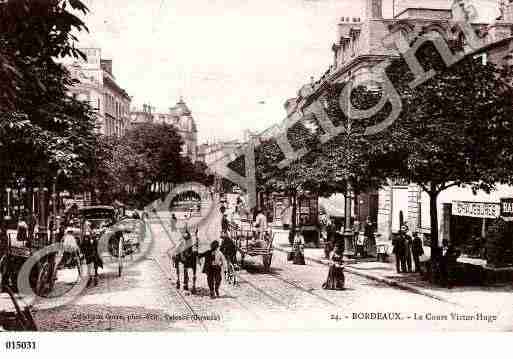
365 0 383 19
504 0 513 22
101 59 113 75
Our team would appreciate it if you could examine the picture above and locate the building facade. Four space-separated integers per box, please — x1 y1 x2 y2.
197 140 243 166
66 48 131 136
274 0 513 265
130 99 198 162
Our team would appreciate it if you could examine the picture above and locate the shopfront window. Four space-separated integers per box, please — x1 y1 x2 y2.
449 201 501 259
451 215 490 258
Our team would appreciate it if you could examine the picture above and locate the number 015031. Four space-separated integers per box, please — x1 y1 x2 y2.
5 341 37 350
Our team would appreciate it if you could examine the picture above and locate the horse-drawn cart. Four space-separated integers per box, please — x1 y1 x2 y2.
230 222 274 272
0 232 58 297
107 218 144 277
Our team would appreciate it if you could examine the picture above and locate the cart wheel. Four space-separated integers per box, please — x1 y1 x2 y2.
262 254 272 272
36 262 52 297
75 252 84 278
118 237 124 277
0 254 7 286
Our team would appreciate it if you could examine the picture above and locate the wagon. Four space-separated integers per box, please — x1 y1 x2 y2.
230 222 274 272
0 231 59 297
107 218 144 277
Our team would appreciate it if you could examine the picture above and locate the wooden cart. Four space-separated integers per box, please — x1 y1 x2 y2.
107 218 143 277
230 222 274 272
0 232 58 297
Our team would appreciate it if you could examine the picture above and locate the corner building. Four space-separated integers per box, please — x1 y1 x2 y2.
130 99 198 162
67 48 131 137
282 0 513 266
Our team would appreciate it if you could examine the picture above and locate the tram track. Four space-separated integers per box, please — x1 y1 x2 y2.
146 219 209 332
151 211 264 323
201 210 340 311
152 203 341 320
237 269 338 308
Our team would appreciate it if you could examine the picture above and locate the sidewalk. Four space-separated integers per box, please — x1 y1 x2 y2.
273 229 513 311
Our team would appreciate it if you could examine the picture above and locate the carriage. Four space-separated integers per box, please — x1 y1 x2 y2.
78 206 142 277
229 220 274 272
109 217 144 276
0 228 59 298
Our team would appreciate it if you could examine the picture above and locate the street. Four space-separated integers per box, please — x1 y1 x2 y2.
31 208 510 332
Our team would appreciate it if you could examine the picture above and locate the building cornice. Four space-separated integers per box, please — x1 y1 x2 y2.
300 54 397 109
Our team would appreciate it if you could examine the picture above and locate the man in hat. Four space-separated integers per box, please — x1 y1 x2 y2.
392 227 407 273
403 226 413 273
411 232 424 274
198 240 227 298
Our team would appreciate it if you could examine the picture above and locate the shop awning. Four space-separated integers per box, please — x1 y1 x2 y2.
319 196 345 218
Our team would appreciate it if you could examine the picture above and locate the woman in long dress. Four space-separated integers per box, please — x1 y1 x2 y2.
170 213 178 232
292 230 306 265
323 244 345 290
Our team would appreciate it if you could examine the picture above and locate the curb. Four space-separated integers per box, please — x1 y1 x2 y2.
273 246 462 307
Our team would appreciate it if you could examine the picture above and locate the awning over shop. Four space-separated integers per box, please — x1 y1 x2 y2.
319 196 345 218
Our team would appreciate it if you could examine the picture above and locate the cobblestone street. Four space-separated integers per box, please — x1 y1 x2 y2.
30 209 513 331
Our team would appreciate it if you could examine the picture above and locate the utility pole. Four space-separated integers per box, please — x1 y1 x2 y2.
343 78 355 258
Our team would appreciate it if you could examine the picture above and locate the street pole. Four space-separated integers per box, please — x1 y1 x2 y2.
52 179 57 242
343 77 355 258
343 180 355 257
5 188 12 221
40 186 48 245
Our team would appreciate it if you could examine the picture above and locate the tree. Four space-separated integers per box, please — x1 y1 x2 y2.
370 41 513 266
0 0 96 194
90 123 210 207
299 84 390 199
254 120 319 241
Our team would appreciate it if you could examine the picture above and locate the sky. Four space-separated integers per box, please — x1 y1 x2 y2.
77 0 499 143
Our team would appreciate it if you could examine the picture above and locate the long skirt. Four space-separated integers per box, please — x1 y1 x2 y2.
322 264 345 290
293 249 305 265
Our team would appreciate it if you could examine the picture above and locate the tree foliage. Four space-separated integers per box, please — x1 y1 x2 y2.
0 0 96 191
369 40 513 254
91 123 211 207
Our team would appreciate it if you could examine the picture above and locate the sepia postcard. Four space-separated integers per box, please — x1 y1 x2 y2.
1 0 513 346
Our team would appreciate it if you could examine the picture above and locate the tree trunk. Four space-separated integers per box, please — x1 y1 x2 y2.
429 190 440 282
289 189 297 245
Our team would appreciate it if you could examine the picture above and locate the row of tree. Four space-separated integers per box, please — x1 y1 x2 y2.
1 0 96 194
92 123 212 208
251 39 513 265
0 0 211 214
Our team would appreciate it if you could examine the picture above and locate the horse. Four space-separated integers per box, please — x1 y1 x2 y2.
171 228 199 293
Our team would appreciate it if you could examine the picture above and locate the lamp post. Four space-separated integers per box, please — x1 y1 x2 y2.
343 180 355 257
32 187 38 217
51 180 57 241
5 187 12 221
342 77 356 258
39 187 48 244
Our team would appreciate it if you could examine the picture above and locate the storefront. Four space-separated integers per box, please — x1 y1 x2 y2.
448 200 500 258
262 192 320 244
